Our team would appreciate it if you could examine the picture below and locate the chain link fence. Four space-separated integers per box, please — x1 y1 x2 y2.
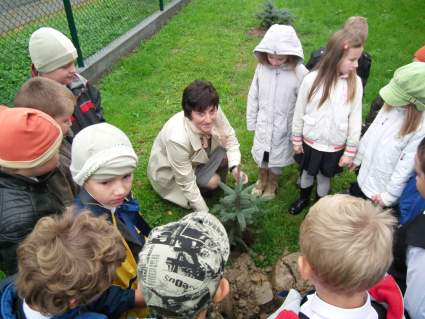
0 0 170 105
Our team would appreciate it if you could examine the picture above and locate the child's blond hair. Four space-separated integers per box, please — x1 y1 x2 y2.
343 16 368 43
14 77 75 118
299 194 396 294
16 208 125 315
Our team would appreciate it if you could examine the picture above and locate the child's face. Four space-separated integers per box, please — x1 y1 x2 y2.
190 105 218 135
84 173 133 207
54 112 73 135
267 54 287 67
415 155 425 197
339 47 363 76
42 61 76 85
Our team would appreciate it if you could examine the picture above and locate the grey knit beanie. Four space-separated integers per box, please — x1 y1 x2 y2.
29 27 77 73
70 123 138 186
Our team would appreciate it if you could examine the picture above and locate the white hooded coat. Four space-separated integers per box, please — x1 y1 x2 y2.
247 24 308 167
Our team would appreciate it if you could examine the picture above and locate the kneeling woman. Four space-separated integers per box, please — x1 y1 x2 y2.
148 80 247 212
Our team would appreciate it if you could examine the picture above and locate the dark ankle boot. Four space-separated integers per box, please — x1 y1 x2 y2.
289 186 313 215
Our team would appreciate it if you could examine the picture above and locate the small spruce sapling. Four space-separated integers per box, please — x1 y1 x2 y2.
256 0 295 30
211 171 264 255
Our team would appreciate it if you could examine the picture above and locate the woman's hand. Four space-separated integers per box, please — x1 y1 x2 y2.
231 166 248 184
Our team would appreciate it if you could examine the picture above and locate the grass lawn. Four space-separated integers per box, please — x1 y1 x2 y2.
99 0 425 267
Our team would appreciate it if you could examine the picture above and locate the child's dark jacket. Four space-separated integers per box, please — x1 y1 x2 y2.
47 139 79 208
30 67 105 136
0 171 64 275
0 276 135 319
398 175 425 225
67 74 105 135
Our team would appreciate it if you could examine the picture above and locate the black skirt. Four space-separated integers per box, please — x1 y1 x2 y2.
295 142 344 177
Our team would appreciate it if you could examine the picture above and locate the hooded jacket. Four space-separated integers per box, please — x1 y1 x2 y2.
247 24 308 167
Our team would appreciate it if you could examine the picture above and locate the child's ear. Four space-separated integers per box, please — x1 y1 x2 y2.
212 278 230 304
298 255 314 281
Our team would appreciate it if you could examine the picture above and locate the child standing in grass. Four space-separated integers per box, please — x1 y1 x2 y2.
247 24 308 200
290 29 363 214
350 62 425 208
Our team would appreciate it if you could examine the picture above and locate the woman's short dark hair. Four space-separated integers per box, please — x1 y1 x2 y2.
182 80 219 119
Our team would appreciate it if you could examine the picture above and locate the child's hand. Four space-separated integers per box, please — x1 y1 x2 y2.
349 163 359 172
135 286 146 307
293 144 303 154
371 194 385 207
338 156 353 167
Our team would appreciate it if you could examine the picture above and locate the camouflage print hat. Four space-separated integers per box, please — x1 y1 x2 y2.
137 212 230 318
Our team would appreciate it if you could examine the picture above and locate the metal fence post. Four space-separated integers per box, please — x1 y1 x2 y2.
159 0 164 11
63 0 84 67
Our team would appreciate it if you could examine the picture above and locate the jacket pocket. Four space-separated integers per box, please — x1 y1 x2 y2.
302 114 318 140
254 111 268 143
333 122 348 145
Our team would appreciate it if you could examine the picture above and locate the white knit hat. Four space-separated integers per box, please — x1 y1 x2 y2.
70 123 138 186
29 27 78 73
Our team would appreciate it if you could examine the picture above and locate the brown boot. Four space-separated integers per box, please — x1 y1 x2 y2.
251 168 268 197
262 171 279 200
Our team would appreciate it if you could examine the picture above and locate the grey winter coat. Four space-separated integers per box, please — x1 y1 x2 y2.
247 24 308 167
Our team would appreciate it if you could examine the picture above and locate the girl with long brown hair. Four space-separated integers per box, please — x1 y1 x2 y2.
290 29 363 214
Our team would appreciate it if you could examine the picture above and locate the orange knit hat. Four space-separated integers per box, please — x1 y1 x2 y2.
0 106 62 169
414 45 425 62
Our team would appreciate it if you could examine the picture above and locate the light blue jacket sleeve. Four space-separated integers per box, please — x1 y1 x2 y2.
405 246 425 319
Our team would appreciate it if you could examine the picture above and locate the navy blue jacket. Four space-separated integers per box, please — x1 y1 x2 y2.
398 174 425 225
74 189 151 264
0 277 135 319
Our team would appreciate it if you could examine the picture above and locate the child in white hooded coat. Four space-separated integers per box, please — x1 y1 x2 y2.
247 24 308 199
